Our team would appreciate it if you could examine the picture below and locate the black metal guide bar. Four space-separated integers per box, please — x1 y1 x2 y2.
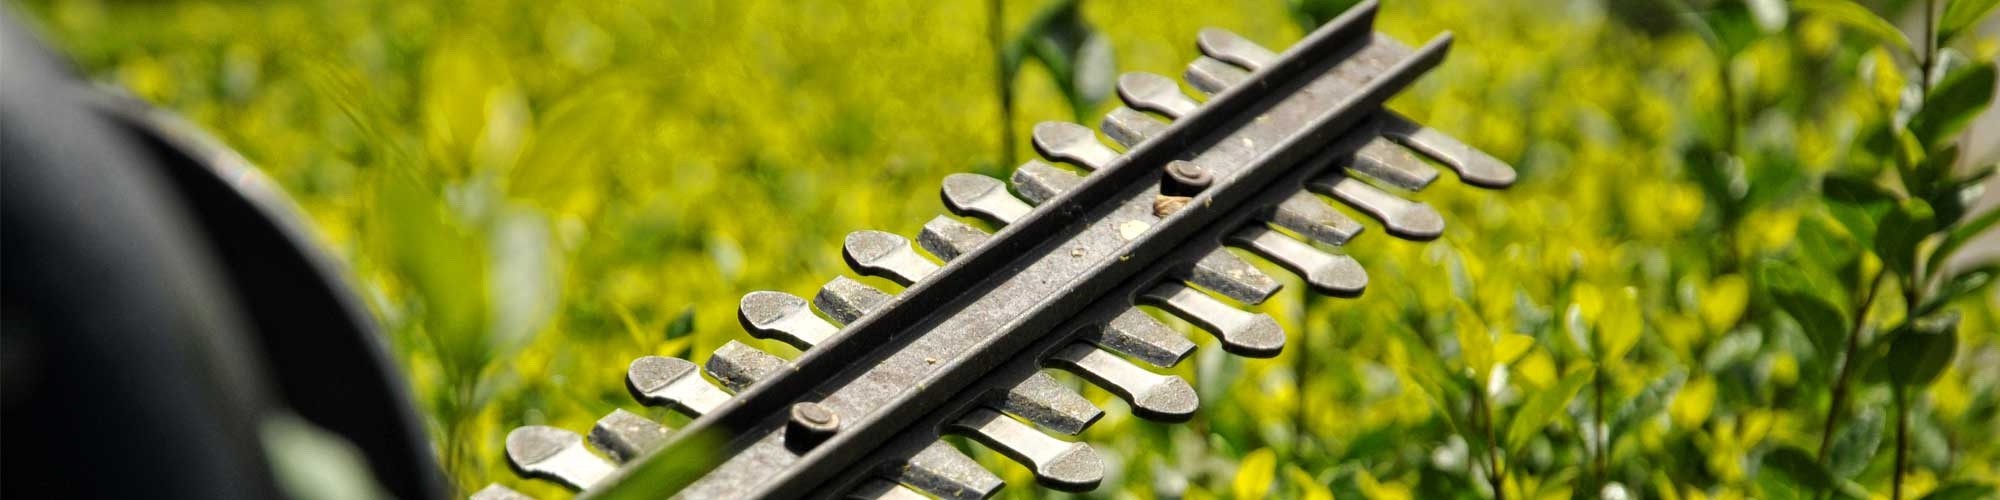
477 2 1516 498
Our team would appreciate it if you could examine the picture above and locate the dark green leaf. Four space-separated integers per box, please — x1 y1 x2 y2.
1919 481 1998 500
1909 62 1996 148
1927 208 2000 276
1008 0 1116 121
1760 262 1852 356
1687 1 1763 59
1505 364 1595 455
664 306 696 341
1917 264 2000 317
1886 313 1960 388
1940 0 2000 43
1285 0 1363 30
1876 198 1938 278
1762 446 1837 492
1822 173 1896 244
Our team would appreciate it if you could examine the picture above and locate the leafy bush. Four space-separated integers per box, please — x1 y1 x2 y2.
19 0 1997 498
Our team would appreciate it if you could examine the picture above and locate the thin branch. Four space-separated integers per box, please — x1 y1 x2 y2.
1818 271 1887 463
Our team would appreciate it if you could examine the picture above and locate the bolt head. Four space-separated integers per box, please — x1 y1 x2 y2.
1162 160 1213 196
785 402 840 452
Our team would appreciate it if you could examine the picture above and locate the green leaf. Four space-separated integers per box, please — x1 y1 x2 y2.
1763 446 1837 492
1285 0 1363 30
1505 363 1595 455
1008 0 1116 121
1760 262 1852 356
1919 481 1998 500
1928 208 2000 275
664 306 696 341
1916 264 2000 317
1826 408 1883 478
1940 0 2000 43
1886 313 1959 388
1794 0 1913 53
1822 174 1896 245
1232 448 1278 499
1910 62 1997 148
1876 198 1938 278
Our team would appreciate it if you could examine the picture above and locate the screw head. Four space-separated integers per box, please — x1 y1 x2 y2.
1162 160 1212 196
785 402 840 451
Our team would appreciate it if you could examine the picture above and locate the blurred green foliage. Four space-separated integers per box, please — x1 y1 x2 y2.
16 0 1999 498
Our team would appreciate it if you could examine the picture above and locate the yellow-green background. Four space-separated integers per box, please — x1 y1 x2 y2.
14 0 1998 499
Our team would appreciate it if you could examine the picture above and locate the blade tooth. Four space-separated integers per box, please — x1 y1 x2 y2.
1140 282 1285 358
1046 343 1199 422
1099 107 1169 149
948 407 1104 492
1011 152 1281 304
1031 121 1119 170
815 276 893 325
1305 172 1446 241
847 479 933 500
1264 191 1365 246
739 290 837 349
896 442 1006 499
588 408 670 464
626 355 731 416
918 215 992 261
995 371 1104 435
705 340 788 393
1184 56 1251 95
844 230 941 286
1081 308 1197 368
1116 72 1199 119
1180 248 1282 305
505 425 614 491
471 484 537 500
1351 131 1441 190
1011 160 1085 205
1228 224 1368 296
1379 112 1517 188
1195 28 1278 70
942 173 1033 224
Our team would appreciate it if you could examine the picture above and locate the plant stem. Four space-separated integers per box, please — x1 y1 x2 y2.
1593 365 1607 489
1919 0 1936 91
988 0 1014 168
1893 387 1910 500
1475 391 1507 500
1817 271 1887 464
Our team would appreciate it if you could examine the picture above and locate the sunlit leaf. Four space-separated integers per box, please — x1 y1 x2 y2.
1919 482 1999 500
1598 287 1643 363
1505 363 1593 455
1940 0 2000 43
1495 333 1535 366
1793 0 1912 54
1232 448 1277 499
1670 375 1715 429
